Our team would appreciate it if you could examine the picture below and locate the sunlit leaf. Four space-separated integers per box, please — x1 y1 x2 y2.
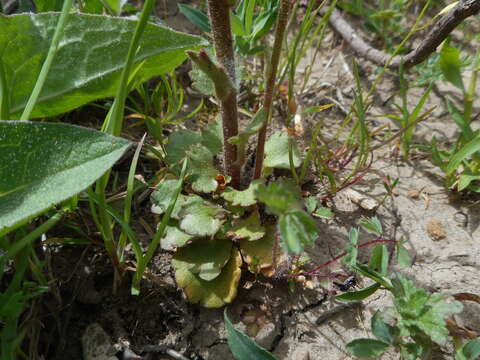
264 131 301 169
179 199 226 236
346 338 390 358
239 226 277 276
0 122 130 233
222 179 264 207
186 144 219 193
228 210 265 241
278 209 317 254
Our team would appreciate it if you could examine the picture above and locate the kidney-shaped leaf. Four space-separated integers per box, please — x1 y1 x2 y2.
0 121 131 232
1 13 207 119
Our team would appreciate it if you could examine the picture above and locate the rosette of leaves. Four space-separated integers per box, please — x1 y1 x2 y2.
150 121 302 307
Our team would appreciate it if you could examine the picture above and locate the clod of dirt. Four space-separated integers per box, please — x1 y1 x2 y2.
426 219 446 241
82 323 118 360
408 189 420 199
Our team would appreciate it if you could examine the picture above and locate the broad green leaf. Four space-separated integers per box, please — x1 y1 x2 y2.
174 247 242 308
359 216 383 235
256 179 301 215
33 0 63 11
222 179 264 207
161 222 195 250
336 283 381 302
178 3 211 33
186 144 219 193
446 135 480 175
439 42 465 92
346 338 390 358
165 130 203 165
2 13 207 119
278 209 318 254
227 210 265 241
173 237 232 281
179 199 226 236
224 310 277 360
457 173 480 191
371 311 395 344
264 131 301 169
151 180 200 219
239 225 276 276
0 121 130 233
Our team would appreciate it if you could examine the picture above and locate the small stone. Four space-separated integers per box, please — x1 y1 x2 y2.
408 189 420 199
82 323 118 360
426 219 446 240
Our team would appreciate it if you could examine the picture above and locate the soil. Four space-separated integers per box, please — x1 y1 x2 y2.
23 2 480 360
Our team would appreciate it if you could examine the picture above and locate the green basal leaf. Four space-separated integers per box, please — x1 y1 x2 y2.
172 237 232 281
161 221 195 250
264 131 302 169
278 209 318 254
222 179 264 207
336 283 381 302
179 199 226 237
371 311 395 344
165 130 203 165
239 226 277 276
174 247 242 308
228 210 265 241
256 179 301 215
0 121 130 233
351 263 392 289
446 134 480 176
224 309 277 360
359 216 383 235
230 11 247 36
346 338 390 358
2 13 207 119
186 144 219 193
457 173 480 191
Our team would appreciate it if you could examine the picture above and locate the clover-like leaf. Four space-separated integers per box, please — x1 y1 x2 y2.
264 131 301 169
173 247 242 308
172 237 232 281
165 130 202 165
222 179 264 207
278 209 318 254
239 226 280 277
186 144 219 193
161 221 195 250
227 210 265 241
179 199 226 236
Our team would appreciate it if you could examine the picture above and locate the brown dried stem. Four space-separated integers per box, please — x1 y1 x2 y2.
324 0 480 69
253 0 293 179
207 0 241 188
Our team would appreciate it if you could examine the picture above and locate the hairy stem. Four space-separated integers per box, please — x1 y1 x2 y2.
253 0 292 179
207 0 240 188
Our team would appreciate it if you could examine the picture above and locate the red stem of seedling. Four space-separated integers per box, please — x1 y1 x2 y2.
284 237 397 278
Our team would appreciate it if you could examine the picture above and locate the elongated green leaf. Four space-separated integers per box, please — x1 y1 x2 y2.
346 338 390 358
371 311 395 344
1 13 207 119
446 135 480 175
336 283 381 302
440 43 465 92
0 121 130 233
225 310 277 360
178 4 211 33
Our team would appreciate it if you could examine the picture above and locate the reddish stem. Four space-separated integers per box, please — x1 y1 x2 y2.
284 238 397 278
